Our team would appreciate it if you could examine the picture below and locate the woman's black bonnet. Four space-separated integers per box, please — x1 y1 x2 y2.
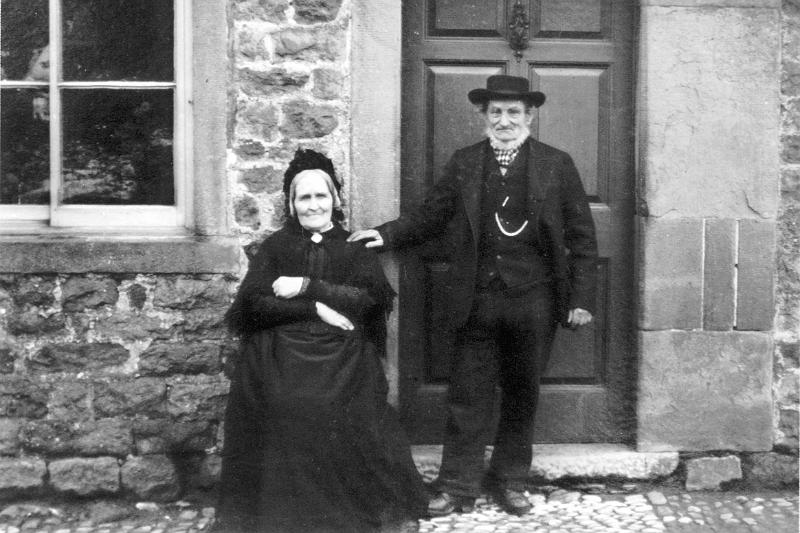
283 148 341 197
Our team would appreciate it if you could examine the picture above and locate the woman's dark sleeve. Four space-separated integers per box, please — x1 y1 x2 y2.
304 279 376 320
304 242 393 322
225 239 317 334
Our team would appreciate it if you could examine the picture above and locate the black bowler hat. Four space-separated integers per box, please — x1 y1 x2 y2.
467 75 545 108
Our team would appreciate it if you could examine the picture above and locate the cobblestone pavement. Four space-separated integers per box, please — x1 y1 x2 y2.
0 487 797 532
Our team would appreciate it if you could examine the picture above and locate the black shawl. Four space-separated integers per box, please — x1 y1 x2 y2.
225 220 395 356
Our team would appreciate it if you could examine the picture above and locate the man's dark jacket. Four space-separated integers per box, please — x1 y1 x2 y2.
376 137 598 329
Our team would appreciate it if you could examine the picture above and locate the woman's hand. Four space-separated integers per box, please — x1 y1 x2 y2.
272 276 305 299
315 301 354 331
567 308 593 327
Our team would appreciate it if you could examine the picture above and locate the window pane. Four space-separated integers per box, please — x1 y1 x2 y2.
1 89 50 204
62 89 174 205
62 0 174 81
0 0 49 81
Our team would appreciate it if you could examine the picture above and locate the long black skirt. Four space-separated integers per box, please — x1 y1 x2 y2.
213 322 427 533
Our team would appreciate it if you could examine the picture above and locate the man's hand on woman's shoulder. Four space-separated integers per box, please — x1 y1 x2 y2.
347 229 384 248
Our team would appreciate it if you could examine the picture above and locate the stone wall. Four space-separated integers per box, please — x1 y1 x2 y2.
775 0 800 454
0 274 234 499
229 0 352 238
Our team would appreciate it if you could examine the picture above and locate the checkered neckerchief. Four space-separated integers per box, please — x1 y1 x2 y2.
493 147 519 174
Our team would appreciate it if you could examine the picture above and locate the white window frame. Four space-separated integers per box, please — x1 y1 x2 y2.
0 0 192 230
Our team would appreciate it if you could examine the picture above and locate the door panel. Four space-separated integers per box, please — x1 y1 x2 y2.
401 0 635 444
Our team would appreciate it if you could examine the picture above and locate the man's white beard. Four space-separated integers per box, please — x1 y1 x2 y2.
485 124 531 150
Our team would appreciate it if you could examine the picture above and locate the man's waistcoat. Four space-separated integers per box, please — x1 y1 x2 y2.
476 143 552 290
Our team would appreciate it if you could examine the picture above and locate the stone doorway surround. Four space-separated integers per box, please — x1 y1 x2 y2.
348 0 781 454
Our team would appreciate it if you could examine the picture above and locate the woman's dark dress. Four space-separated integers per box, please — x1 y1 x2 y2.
215 223 427 533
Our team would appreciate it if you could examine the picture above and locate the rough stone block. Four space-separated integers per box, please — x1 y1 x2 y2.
48 381 92 421
238 167 283 194
49 457 120 496
22 419 133 457
235 100 280 142
279 101 339 138
685 455 742 491
777 373 799 404
742 452 799 488
640 7 780 219
0 458 46 493
0 418 22 455
61 276 119 312
639 218 703 330
235 140 265 158
234 195 260 230
180 308 228 340
638 331 772 451
29 343 129 374
235 26 270 60
703 219 736 330
783 134 800 163
153 276 230 310
93 379 167 418
92 312 174 342
0 378 48 418
778 409 799 449
238 68 309 97
138 343 222 376
8 308 65 336
736 219 776 330
133 419 216 454
127 283 147 310
167 376 229 421
120 455 180 501
312 69 344 100
294 0 342 23
232 0 288 20
11 277 55 307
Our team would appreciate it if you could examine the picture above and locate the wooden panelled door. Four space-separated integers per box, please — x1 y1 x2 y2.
399 0 636 444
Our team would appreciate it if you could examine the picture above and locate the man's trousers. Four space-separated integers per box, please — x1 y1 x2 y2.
436 282 558 497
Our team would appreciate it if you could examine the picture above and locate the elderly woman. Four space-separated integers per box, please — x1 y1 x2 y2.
213 149 427 533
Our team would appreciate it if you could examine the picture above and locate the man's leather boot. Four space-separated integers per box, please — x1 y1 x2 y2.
492 488 532 516
427 492 475 517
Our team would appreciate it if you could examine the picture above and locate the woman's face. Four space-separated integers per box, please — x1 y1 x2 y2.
293 172 333 232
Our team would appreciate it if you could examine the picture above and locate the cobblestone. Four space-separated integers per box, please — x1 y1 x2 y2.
0 487 796 532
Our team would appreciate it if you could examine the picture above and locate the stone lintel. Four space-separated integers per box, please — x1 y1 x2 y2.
637 330 773 452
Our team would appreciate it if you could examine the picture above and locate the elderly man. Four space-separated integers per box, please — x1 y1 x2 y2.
348 75 597 517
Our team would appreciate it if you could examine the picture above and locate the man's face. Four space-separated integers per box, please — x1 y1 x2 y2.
483 100 532 143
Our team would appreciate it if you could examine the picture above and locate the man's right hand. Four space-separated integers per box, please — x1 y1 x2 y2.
346 229 384 248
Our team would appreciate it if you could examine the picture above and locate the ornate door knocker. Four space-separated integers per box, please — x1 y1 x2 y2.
508 1 530 61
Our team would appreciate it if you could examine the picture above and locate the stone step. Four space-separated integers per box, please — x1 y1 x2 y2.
411 443 680 481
